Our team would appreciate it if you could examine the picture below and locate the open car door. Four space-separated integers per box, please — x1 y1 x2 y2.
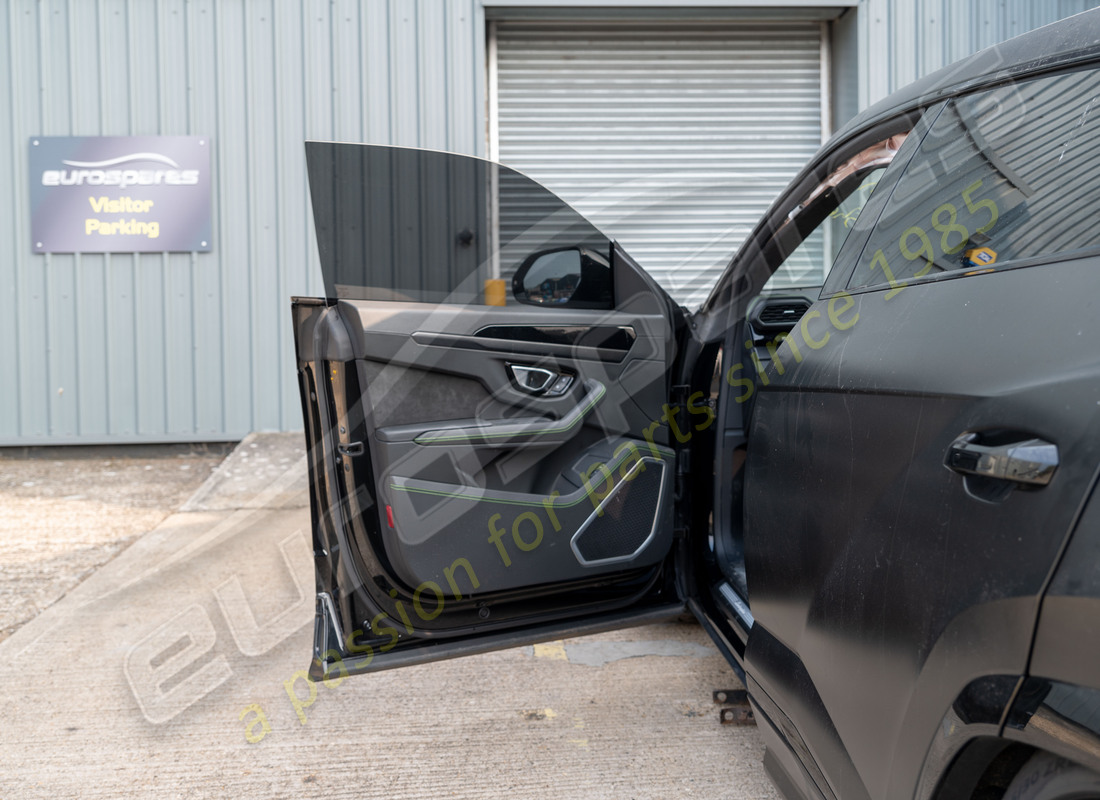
293 144 689 681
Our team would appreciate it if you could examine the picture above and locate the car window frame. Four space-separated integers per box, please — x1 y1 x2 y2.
817 103 948 298
744 116 934 300
690 108 925 342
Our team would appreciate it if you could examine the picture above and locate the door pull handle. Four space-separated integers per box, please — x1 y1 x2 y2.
945 433 1058 486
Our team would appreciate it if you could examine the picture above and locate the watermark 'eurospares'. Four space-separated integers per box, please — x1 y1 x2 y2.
29 135 212 253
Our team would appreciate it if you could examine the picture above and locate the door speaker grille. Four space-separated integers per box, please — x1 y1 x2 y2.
571 460 664 565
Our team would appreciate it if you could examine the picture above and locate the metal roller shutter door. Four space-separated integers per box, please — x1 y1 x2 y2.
493 20 826 307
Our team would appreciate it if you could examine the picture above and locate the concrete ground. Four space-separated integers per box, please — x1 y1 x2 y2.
0 443 232 643
0 434 777 799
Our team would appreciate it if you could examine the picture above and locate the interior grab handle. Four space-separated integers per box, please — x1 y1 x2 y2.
945 433 1059 486
510 365 557 393
407 379 606 447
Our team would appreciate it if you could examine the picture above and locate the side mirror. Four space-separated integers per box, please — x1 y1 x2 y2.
512 247 613 309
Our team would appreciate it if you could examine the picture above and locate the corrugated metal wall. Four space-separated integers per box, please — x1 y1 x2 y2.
0 0 485 444
859 0 1100 107
2 0 1097 443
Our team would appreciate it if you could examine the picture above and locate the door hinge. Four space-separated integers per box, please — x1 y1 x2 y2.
714 690 756 725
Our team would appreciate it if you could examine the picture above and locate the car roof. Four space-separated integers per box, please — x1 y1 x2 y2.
829 6 1100 149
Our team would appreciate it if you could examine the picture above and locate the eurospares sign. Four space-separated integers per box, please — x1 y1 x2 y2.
29 136 212 253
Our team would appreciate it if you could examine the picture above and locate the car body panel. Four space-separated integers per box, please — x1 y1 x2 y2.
735 55 1100 795
1030 486 1100 694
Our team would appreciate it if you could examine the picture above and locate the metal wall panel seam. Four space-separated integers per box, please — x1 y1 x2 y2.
396 0 420 145
74 246 85 438
126 0 142 436
232 0 257 433
98 2 113 437
363 0 389 145
7 1 24 436
278 0 300 430
183 0 199 434
156 1 169 433
21 1 45 437
443 0 453 149
487 18 498 160
157 0 169 433
127 253 139 436
160 249 170 433
74 261 103 431
412 0 423 144
213 0 230 435
303 0 329 302
445 0 459 152
137 0 167 436
820 19 831 141
472 0 487 158
244 0 260 433
271 0 286 431
257 0 281 432
38 0 55 437
419 0 434 147
271 0 288 432
300 0 314 304
0 2 18 436
191 0 219 435
927 0 944 77
354 0 367 144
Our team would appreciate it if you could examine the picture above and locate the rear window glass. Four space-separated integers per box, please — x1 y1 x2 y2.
848 67 1100 291
305 143 610 304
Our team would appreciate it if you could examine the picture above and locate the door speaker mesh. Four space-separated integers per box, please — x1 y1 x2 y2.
571 461 664 565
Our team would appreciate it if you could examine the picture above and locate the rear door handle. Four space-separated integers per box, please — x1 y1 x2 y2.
945 433 1059 486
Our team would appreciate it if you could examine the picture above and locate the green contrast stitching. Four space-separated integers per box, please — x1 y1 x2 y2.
389 447 671 508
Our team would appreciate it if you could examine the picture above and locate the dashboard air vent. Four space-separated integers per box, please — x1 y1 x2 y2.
753 299 812 333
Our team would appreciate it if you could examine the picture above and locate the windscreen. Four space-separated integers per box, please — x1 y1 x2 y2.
305 143 611 304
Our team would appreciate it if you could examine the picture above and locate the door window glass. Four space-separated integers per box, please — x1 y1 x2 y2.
305 144 611 305
765 167 887 289
761 133 907 291
848 68 1100 292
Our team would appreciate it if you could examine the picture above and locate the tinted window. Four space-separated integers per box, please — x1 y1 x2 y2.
848 68 1100 291
305 144 610 304
764 166 888 290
